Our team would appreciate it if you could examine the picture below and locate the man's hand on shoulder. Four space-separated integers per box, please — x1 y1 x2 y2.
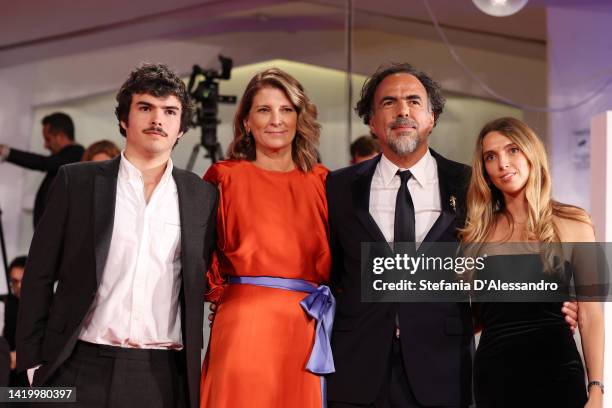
562 300 579 333
208 303 217 328
0 144 10 161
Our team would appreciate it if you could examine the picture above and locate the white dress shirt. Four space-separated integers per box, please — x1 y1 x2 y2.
79 152 183 349
369 150 441 244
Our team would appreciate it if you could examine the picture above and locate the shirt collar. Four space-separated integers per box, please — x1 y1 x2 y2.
119 150 174 184
378 149 435 188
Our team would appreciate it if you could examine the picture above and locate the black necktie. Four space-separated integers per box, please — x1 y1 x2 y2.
394 170 416 255
393 170 415 338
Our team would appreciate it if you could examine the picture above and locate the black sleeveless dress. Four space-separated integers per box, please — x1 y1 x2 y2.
473 255 587 408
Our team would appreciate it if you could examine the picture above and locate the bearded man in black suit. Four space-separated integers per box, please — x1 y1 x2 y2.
326 63 472 408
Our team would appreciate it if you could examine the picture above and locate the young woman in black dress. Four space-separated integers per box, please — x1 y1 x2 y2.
460 117 604 408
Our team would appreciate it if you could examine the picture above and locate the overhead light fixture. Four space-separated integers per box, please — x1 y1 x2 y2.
472 0 529 17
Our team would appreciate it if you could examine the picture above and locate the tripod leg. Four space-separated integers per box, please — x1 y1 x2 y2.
186 144 201 172
213 142 224 163
0 208 9 291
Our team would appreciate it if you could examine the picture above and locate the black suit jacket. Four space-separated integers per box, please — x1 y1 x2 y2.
7 144 85 227
16 157 217 408
326 150 473 406
3 295 19 351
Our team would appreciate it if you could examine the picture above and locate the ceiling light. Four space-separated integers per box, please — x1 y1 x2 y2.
472 0 529 17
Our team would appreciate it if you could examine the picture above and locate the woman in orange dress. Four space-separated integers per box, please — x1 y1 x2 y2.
200 68 334 408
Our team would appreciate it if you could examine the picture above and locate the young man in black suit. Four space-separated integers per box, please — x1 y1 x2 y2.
326 63 577 407
16 63 217 408
0 112 84 227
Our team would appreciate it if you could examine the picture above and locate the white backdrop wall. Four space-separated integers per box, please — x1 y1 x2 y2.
548 7 612 400
547 6 612 211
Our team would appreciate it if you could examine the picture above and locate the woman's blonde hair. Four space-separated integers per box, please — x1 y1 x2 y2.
459 117 590 244
227 68 320 172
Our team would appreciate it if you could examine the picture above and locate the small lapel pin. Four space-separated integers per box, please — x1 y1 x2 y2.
449 195 456 212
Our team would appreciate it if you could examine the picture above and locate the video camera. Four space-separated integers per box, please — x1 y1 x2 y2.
186 55 237 168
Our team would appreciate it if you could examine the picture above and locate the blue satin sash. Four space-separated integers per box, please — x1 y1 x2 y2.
228 275 336 407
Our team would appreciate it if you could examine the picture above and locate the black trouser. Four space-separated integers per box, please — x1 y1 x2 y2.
42 341 187 408
330 337 465 408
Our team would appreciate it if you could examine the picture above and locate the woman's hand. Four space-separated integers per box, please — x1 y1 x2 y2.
584 387 603 408
208 302 217 327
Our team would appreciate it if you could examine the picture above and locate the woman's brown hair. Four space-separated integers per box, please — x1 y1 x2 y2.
227 68 320 172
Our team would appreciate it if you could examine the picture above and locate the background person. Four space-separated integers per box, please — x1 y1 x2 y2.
350 135 380 164
0 113 84 227
81 139 120 162
2 255 28 386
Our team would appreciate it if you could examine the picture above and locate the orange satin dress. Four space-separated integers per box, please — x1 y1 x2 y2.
200 160 332 408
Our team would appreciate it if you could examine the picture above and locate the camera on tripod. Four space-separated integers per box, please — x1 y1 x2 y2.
186 55 237 169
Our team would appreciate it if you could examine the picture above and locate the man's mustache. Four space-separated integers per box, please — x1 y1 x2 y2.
144 126 168 137
390 118 418 129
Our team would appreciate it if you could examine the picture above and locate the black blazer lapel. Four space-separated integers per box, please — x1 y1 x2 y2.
420 149 463 250
352 155 388 243
93 156 120 285
173 169 201 290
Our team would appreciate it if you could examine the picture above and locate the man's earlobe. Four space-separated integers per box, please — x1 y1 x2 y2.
368 116 376 135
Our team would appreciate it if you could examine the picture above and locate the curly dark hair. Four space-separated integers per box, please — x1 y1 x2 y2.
115 63 194 137
355 62 445 127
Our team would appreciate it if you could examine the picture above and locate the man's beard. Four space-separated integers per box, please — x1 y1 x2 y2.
386 118 421 155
